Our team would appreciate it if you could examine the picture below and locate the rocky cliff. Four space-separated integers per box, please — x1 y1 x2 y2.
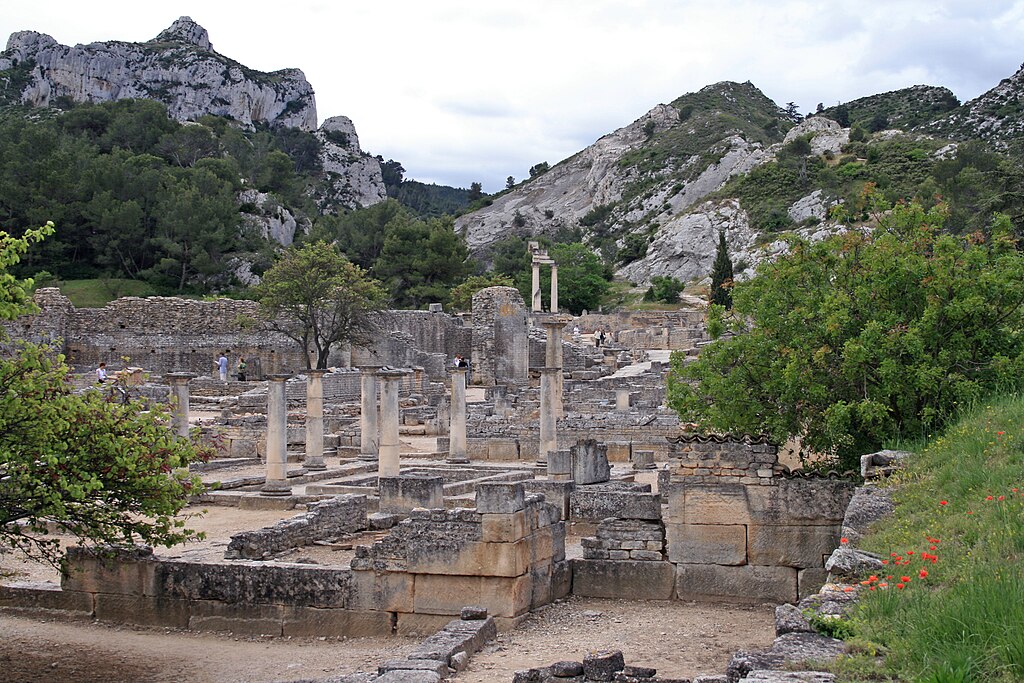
918 63 1024 147
0 17 317 130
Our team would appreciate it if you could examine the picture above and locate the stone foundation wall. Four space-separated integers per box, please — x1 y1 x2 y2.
668 435 783 485
470 287 529 386
225 495 368 560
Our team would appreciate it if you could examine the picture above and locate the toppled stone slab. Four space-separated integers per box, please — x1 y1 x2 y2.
823 547 883 579
225 494 367 559
407 615 497 669
583 650 626 681
859 450 910 480
838 486 894 546
726 633 843 683
774 604 813 636
798 589 859 619
740 673 836 682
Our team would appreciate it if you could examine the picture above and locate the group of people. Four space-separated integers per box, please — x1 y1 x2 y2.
218 352 247 381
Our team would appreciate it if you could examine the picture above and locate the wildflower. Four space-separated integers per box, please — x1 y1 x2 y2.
930 545 937 551
986 495 994 501
840 537 849 544
896 583 905 589
868 575 879 582
968 511 974 514
906 550 915 555
882 560 889 565
919 570 928 579
870 586 877 591
901 576 911 583
843 586 855 593
999 496 1005 501
997 431 1005 436
940 500 948 506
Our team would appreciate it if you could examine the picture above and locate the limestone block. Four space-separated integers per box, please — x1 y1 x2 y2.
412 574 532 618
552 560 572 600
746 480 856 525
349 570 414 612
747 525 839 568
547 448 571 477
798 568 829 599
666 484 751 525
188 600 285 635
676 564 798 604
552 521 567 563
487 440 520 460
476 482 526 514
481 511 529 543
522 480 573 520
571 559 675 600
570 490 662 522
405 538 530 577
571 440 611 484
93 594 190 628
605 441 631 462
397 612 455 637
61 547 158 596
379 475 445 514
526 525 556 565
158 561 355 608
282 606 393 637
667 523 748 565
529 563 552 609
375 669 441 682
0 584 94 615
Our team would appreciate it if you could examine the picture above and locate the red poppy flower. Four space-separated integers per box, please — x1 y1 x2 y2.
940 500 948 506
840 537 849 544
919 570 928 579
896 583 905 589
987 495 994 501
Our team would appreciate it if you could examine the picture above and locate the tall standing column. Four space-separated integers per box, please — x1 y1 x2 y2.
262 374 292 495
304 369 328 470
550 265 559 314
166 372 196 440
531 262 542 312
448 367 469 463
538 367 560 467
540 317 568 418
377 370 406 478
358 365 382 461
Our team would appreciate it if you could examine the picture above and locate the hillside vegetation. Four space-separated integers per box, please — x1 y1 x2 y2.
831 396 1024 682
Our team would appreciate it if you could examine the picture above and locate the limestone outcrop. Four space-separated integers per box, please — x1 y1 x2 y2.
316 116 387 209
0 17 317 130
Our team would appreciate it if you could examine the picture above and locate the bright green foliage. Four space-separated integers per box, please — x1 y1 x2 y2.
0 225 211 567
709 231 734 308
448 273 514 312
838 397 1024 682
253 241 388 369
643 275 685 304
373 213 472 309
667 200 1024 471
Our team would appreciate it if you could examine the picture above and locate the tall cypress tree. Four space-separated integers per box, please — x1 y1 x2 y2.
710 231 734 309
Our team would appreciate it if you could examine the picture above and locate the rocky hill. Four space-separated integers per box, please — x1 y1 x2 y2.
458 67 1024 287
918 62 1024 147
0 17 386 211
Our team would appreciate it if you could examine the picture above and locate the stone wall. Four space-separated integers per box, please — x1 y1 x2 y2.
225 495 368 560
10 289 469 381
471 287 529 386
668 435 783 484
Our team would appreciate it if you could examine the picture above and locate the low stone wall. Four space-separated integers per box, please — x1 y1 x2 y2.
668 435 783 485
225 495 368 559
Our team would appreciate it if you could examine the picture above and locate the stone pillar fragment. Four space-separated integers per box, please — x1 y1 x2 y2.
550 265 559 314
377 369 407 478
448 367 469 463
165 372 196 440
304 369 327 470
262 374 292 495
532 263 542 312
541 316 569 419
358 365 382 461
538 367 560 466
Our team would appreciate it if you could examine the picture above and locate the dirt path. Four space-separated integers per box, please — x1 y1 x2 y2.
454 596 775 681
0 613 416 683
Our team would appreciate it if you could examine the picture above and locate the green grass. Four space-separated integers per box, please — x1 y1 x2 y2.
49 279 158 307
833 396 1024 682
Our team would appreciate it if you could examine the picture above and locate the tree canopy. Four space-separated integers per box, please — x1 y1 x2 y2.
253 241 388 369
667 199 1024 471
1 223 211 567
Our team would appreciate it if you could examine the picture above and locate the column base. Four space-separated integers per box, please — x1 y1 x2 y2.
260 481 292 496
304 461 328 471
358 453 379 461
447 456 470 464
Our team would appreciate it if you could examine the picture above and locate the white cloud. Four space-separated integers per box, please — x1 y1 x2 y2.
3 0 1022 192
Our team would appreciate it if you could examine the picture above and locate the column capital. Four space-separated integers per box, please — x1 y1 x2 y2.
165 372 197 383
267 373 292 382
377 369 410 380
538 314 571 329
356 364 384 374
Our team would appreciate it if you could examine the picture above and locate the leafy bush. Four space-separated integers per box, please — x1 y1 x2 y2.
667 198 1024 471
643 275 684 303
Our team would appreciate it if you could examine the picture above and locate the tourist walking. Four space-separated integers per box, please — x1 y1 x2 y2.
217 352 228 382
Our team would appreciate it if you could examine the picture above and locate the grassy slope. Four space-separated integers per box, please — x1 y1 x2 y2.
50 279 158 307
834 396 1024 681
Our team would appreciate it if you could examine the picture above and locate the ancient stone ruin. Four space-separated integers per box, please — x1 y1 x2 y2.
0 286 867 682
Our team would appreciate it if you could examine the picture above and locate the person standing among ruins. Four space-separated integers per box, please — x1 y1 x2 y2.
96 362 107 384
237 356 247 382
217 352 228 382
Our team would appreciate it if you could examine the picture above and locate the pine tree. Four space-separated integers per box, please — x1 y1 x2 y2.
710 231 733 309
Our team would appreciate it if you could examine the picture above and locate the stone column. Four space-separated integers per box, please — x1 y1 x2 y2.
165 372 196 440
304 369 328 470
550 264 559 314
531 262 543 312
358 365 382 461
540 317 569 418
377 369 407 478
538 367 560 467
448 367 469 464
262 374 292 496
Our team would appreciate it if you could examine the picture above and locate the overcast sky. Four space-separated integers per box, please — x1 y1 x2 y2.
3 1 1023 192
